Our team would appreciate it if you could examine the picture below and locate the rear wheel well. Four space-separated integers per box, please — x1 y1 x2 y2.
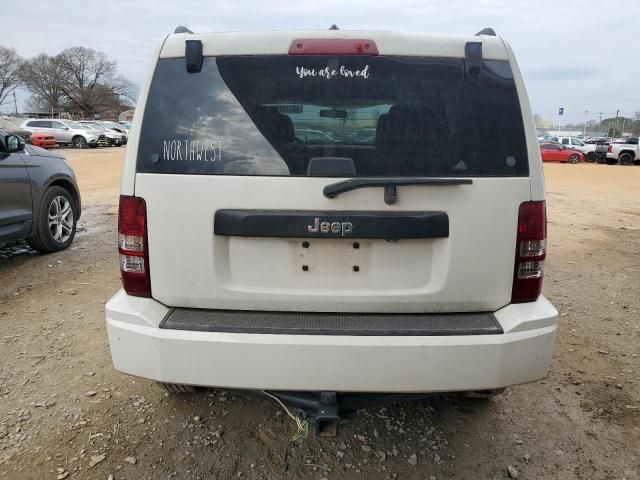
48 179 81 218
619 150 636 158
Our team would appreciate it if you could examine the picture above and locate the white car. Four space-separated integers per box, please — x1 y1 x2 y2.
106 27 557 425
78 121 127 146
549 136 597 160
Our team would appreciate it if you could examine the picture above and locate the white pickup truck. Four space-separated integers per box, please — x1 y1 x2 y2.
606 137 640 165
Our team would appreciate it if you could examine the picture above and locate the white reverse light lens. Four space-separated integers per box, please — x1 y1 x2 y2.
519 239 546 258
120 254 145 273
119 233 144 252
517 261 544 280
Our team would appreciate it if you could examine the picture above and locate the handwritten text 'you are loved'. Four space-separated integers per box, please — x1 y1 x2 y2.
296 65 370 80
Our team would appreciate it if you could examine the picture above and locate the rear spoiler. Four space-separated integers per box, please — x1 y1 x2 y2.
175 25 497 75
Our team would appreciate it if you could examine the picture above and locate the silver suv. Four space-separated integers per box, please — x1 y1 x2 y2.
79 121 126 147
20 119 104 149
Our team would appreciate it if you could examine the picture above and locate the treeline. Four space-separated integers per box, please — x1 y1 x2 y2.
535 112 640 136
0 46 134 116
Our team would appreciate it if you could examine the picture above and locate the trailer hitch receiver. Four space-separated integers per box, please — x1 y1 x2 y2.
316 391 339 437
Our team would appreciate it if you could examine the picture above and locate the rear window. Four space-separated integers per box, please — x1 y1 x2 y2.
137 55 528 177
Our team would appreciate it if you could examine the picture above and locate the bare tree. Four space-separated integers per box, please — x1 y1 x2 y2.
57 47 134 116
533 113 543 128
0 47 22 107
20 54 69 114
634 110 640 121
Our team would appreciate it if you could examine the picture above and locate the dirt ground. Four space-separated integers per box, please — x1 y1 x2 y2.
1 149 638 480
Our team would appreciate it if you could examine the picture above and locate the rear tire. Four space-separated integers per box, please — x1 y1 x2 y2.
619 152 634 165
27 186 78 253
72 136 88 149
568 154 579 164
159 382 197 394
585 152 596 163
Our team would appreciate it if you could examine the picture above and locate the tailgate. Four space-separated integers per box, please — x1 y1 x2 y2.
132 39 532 313
137 174 529 312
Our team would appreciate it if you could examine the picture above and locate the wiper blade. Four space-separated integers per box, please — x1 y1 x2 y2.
323 177 473 205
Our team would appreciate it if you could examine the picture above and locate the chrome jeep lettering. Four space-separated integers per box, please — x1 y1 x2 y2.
308 217 319 232
307 218 354 236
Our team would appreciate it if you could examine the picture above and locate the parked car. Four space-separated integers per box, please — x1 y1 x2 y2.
20 119 104 149
98 121 129 138
78 121 126 146
584 138 610 163
548 136 597 160
105 27 557 422
540 142 583 163
31 132 57 149
605 137 640 165
295 128 341 143
0 117 32 144
0 128 81 252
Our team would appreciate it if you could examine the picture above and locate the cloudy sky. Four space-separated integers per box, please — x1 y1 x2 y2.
3 0 640 123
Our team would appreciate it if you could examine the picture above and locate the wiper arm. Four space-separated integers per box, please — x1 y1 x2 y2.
323 177 473 205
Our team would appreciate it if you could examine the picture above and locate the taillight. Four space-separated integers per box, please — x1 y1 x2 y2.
288 39 379 55
118 195 151 297
512 201 546 303
607 144 612 153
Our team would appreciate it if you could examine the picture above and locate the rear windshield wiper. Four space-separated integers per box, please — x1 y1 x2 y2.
323 177 473 205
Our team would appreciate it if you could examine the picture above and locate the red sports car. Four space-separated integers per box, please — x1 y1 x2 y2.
31 132 57 149
540 143 584 163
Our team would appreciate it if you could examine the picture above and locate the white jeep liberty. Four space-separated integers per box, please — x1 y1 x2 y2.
106 26 557 421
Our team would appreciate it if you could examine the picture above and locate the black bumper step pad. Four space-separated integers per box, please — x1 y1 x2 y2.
159 309 502 336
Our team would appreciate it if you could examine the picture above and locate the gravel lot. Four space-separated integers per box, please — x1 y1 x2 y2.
1 148 639 479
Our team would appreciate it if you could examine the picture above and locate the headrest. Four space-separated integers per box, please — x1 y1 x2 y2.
307 157 356 177
375 113 391 148
254 106 295 143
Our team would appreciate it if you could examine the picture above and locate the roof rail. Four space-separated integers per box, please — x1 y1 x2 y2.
475 27 496 36
174 26 193 34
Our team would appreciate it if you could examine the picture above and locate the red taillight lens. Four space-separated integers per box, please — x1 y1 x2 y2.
288 38 379 56
118 196 151 297
607 144 612 153
512 201 546 303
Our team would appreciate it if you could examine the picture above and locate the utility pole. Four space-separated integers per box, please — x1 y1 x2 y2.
599 112 603 135
584 110 589 137
614 110 619 139
12 92 18 116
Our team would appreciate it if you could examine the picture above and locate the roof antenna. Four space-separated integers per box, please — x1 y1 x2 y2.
329 24 339 30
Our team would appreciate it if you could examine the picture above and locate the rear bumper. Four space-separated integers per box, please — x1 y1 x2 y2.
105 290 557 392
